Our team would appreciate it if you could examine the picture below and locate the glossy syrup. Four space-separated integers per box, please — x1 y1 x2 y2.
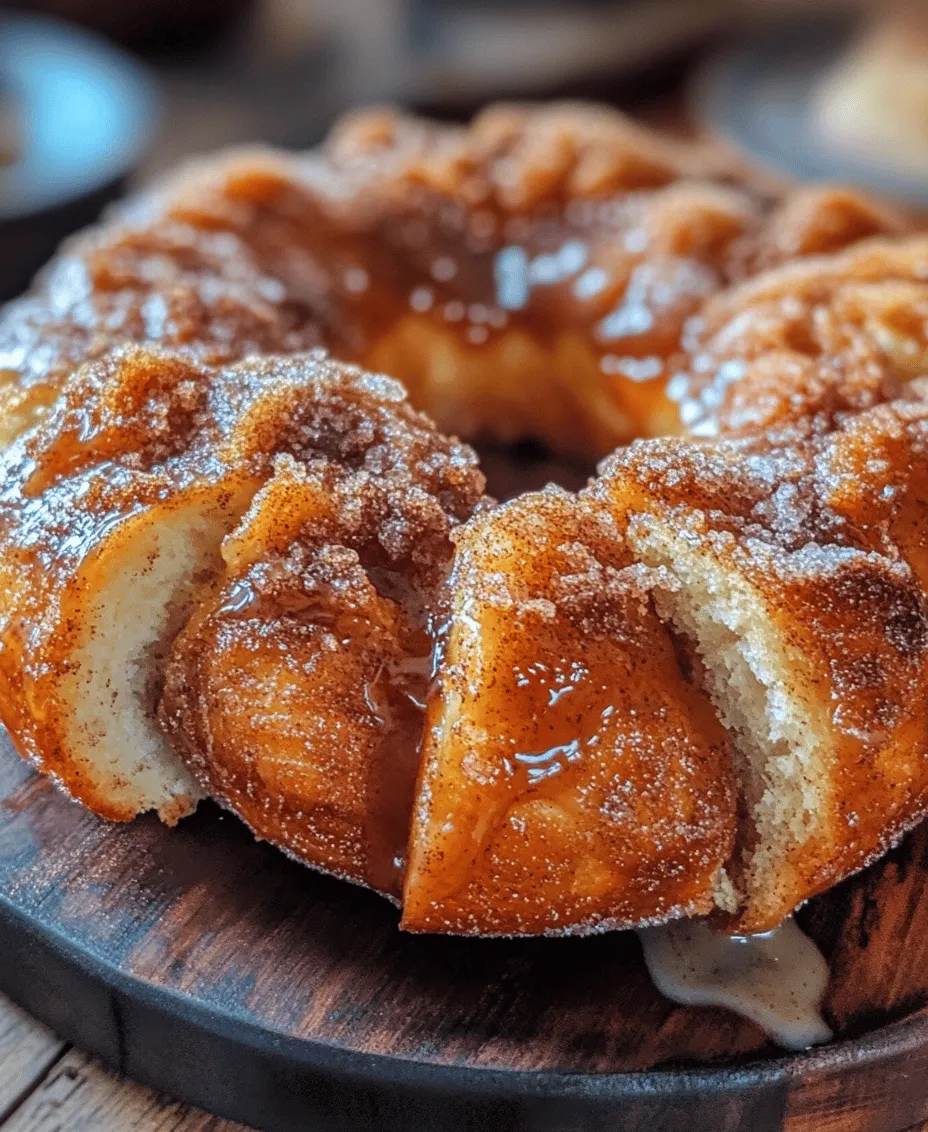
251 182 747 450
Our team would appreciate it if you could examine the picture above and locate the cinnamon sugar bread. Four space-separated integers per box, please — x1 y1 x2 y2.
0 103 906 456
158 372 483 895
597 430 928 933
402 488 735 935
0 102 926 936
0 346 482 831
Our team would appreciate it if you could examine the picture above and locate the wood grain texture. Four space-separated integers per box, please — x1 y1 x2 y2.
0 1049 248 1132
0 992 252 1131
0 998 63 1121
0 725 927 1131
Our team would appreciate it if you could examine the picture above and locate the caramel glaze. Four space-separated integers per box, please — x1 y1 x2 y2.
0 102 923 940
160 457 462 898
596 420 928 933
0 346 483 842
402 488 735 935
0 105 908 457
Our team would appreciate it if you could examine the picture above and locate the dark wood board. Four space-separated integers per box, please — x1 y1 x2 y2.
0 727 927 1132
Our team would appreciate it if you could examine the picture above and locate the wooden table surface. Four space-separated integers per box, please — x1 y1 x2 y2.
0 992 250 1131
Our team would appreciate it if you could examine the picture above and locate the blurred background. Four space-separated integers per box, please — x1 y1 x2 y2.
0 0 923 298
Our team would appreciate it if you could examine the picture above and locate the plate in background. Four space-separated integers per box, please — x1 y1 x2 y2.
693 15 928 207
0 13 159 298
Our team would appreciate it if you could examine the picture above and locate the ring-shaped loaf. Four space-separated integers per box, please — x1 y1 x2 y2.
0 103 926 937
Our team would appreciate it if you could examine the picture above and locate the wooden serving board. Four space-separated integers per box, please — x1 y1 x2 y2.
0 724 927 1132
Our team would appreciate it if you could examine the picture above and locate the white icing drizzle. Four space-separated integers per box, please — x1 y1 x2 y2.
637 916 833 1050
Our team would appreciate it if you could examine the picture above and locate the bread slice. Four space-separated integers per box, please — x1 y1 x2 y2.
0 346 257 821
402 487 736 935
0 343 483 837
0 345 263 820
0 486 246 822
598 438 928 932
154 369 483 894
159 457 451 897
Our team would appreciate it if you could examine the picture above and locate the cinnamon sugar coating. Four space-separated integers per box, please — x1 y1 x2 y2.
159 441 481 895
0 345 482 833
403 488 735 935
596 410 928 931
0 102 926 937
588 234 928 929
674 237 928 440
0 103 906 457
726 185 910 278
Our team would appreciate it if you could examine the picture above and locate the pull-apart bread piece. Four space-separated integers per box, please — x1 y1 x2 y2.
159 418 481 897
597 234 928 933
595 423 928 934
0 103 905 456
674 236 928 440
0 346 483 848
402 487 736 935
0 347 246 822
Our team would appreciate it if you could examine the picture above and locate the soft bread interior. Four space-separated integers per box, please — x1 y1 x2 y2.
626 514 828 926
56 495 246 822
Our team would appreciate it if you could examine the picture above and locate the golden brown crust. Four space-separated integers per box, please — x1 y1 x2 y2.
672 237 928 440
402 488 736 935
727 185 912 278
0 103 905 459
0 347 236 820
159 405 483 895
323 102 732 207
0 102 925 938
0 345 482 832
596 424 928 932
